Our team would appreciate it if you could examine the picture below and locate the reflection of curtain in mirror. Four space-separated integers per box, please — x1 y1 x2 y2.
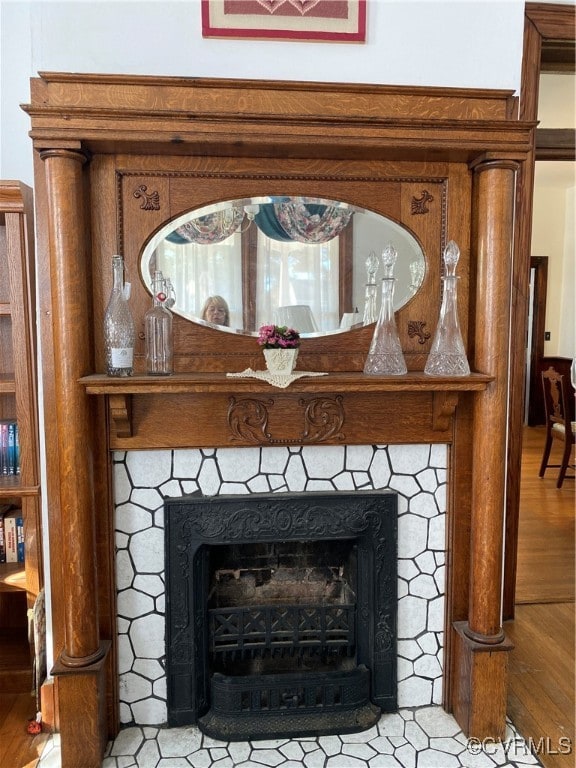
153 234 243 326
274 202 353 243
256 231 339 332
169 207 244 244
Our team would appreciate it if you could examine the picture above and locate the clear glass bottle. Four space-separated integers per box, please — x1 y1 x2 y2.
103 255 135 377
425 240 471 376
145 270 173 376
364 245 407 375
363 250 379 325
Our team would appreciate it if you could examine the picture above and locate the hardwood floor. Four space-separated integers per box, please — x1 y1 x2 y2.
0 426 572 768
505 426 575 768
514 426 574 604
0 692 49 768
507 604 574 768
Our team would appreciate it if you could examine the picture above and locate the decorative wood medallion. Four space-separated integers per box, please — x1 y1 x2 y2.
408 320 432 345
133 184 160 210
411 190 434 214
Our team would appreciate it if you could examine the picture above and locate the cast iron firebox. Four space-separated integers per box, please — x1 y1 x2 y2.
165 490 397 739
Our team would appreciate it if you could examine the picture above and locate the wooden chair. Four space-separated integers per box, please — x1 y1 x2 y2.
539 366 576 488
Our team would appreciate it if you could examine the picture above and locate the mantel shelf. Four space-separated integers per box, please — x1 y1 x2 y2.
80 371 492 395
79 372 493 446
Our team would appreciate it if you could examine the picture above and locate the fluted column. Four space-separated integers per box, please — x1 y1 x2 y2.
467 159 519 643
41 148 104 666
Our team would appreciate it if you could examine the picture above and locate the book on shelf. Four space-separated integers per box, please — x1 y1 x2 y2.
2 508 24 563
0 419 20 476
0 503 10 563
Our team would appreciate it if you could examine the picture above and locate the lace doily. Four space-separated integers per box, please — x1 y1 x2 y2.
226 368 328 389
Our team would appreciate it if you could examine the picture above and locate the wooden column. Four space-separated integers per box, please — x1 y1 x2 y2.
41 148 104 665
468 159 519 642
40 149 109 767
452 158 518 738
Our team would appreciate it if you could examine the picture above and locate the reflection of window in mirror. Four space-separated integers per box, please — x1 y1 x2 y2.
143 197 427 337
255 232 339 333
152 234 243 328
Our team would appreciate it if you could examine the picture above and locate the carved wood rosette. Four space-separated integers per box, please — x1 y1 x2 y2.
408 320 431 345
228 395 345 445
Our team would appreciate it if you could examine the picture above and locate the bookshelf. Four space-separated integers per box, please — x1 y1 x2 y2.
0 180 42 693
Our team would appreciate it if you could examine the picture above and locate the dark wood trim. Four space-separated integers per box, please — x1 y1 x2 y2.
536 128 576 160
527 256 548 427
525 3 576 43
504 3 575 620
339 220 354 315
541 38 576 73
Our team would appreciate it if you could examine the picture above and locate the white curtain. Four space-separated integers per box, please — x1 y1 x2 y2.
255 231 339 332
153 228 340 333
152 234 243 327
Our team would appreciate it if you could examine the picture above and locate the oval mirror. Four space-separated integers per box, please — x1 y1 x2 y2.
140 196 426 337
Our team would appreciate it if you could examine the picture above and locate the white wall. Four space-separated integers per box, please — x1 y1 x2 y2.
533 72 576 360
0 0 528 185
532 175 576 358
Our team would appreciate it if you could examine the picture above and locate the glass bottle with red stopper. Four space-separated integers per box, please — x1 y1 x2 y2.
145 270 173 375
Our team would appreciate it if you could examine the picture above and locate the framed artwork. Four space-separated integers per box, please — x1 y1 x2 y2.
201 1 367 43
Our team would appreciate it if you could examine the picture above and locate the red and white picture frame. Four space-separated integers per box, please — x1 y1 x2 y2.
202 1 366 43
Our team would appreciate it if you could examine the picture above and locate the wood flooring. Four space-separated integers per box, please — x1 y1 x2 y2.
505 426 575 768
0 691 49 768
0 426 573 768
514 426 574 604
507 603 574 768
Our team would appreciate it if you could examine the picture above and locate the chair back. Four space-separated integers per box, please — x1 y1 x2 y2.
541 366 574 434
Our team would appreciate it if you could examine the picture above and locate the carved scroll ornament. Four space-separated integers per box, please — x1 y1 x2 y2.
228 395 345 445
133 184 160 210
411 190 434 214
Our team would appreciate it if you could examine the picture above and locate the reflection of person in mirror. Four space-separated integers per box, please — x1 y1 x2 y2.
201 295 230 327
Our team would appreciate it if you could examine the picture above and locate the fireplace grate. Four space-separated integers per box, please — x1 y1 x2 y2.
209 603 355 658
199 666 380 741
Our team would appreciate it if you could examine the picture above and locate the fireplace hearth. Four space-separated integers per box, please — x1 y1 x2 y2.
165 490 398 740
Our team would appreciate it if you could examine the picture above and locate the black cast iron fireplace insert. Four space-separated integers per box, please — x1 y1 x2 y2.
165 490 397 740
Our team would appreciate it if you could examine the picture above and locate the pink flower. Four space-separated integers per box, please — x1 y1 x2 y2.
257 324 301 349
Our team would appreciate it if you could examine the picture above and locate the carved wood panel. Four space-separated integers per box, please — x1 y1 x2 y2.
96 157 474 374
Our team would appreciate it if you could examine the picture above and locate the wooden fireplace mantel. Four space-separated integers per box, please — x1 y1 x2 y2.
80 372 492 447
24 72 533 768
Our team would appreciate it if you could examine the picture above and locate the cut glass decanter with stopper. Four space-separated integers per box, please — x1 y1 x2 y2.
363 244 408 376
424 240 470 377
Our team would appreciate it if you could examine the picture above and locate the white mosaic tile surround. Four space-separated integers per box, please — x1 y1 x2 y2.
38 710 542 768
112 443 448 727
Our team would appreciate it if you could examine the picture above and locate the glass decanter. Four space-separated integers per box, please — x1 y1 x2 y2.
424 240 471 377
362 251 379 325
145 270 174 376
103 254 135 377
364 245 407 375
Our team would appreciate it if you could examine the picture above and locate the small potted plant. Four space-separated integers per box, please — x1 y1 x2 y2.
257 324 301 374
